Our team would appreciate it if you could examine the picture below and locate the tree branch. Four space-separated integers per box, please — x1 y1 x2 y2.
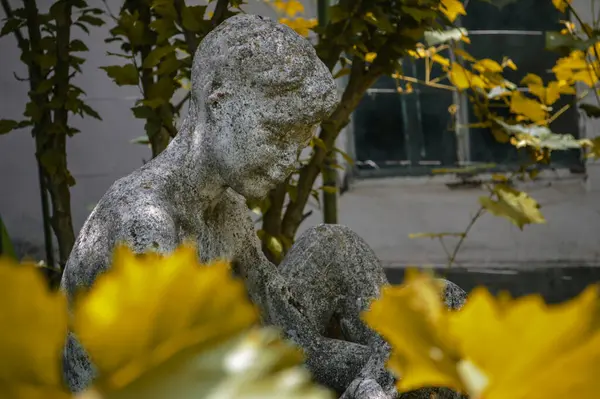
211 0 230 28
173 0 198 54
46 0 76 273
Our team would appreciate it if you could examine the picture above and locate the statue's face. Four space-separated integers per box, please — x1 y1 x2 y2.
208 65 338 201
210 87 323 200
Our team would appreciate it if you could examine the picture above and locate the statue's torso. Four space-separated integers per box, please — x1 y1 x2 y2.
61 172 257 300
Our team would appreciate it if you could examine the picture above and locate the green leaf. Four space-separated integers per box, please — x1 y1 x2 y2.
545 31 596 52
100 64 139 86
424 28 467 46
0 17 24 38
34 79 54 94
333 147 354 165
24 102 43 122
156 54 181 75
350 18 368 34
143 45 174 69
144 118 162 139
149 19 178 43
80 103 102 120
329 5 349 23
49 1 66 20
0 214 16 259
36 53 57 69
400 6 436 23
142 98 166 109
74 21 90 34
131 105 156 119
77 12 103 25
0 119 18 135
181 5 207 32
69 39 89 52
151 0 178 20
286 184 298 202
310 137 327 149
147 76 175 101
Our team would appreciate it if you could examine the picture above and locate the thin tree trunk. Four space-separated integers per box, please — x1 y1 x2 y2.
0 0 56 269
46 0 76 276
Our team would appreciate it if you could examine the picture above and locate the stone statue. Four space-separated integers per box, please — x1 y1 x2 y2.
61 14 466 399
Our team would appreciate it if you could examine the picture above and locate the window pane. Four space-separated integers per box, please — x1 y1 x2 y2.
462 0 562 31
353 89 407 166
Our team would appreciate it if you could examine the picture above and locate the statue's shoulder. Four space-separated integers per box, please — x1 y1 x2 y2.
61 174 178 297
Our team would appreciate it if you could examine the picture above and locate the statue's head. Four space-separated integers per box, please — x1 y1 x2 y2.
190 14 339 200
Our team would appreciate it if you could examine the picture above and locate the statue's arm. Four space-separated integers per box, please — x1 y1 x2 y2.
117 209 179 255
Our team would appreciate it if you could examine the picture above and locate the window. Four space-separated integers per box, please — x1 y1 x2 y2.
351 0 582 177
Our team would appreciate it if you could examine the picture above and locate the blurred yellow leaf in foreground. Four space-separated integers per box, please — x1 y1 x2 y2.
72 245 259 392
0 257 70 399
363 269 600 399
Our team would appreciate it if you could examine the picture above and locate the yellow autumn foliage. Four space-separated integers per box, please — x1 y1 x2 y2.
73 245 258 392
364 269 600 399
0 258 70 399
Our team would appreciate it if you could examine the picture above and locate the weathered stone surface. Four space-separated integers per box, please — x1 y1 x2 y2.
60 14 466 399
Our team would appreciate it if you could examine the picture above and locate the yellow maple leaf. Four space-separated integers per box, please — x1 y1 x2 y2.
509 91 547 122
362 269 464 394
72 245 259 392
552 51 591 83
473 58 503 73
364 269 600 399
502 57 517 70
586 136 600 159
432 53 450 67
552 0 572 12
521 73 543 86
479 184 546 229
439 0 467 22
449 284 600 399
0 258 70 399
279 17 317 37
449 63 486 91
572 69 598 87
365 52 377 63
272 0 304 17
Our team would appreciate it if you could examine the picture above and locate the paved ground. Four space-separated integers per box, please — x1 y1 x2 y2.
300 171 600 269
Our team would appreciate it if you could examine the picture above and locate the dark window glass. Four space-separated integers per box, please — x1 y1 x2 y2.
462 0 561 31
